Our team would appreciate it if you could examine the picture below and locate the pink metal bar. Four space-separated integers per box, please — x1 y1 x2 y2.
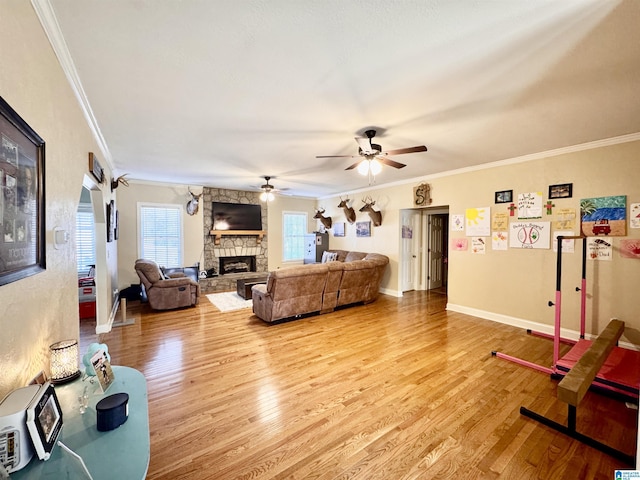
492 351 555 375
528 330 576 345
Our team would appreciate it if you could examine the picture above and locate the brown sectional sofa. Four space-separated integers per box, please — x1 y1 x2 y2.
251 250 389 323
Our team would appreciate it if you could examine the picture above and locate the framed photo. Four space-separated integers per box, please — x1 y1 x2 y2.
495 190 513 204
88 152 104 184
356 221 371 237
333 222 345 237
26 382 63 460
91 349 115 393
106 200 115 242
0 96 46 286
549 183 572 199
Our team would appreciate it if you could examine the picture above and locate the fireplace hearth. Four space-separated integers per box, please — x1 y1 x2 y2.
219 256 256 275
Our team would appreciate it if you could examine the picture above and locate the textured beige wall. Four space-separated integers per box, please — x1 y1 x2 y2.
0 3 116 396
322 140 640 341
116 181 205 289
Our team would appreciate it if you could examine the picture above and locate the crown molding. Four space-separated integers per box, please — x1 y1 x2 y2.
31 0 113 170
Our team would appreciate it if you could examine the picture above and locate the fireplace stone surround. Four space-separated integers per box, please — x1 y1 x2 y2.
199 187 268 293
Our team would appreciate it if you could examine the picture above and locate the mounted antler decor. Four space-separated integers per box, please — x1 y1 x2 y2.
111 174 129 192
186 187 203 216
313 208 332 230
359 196 382 227
338 196 356 224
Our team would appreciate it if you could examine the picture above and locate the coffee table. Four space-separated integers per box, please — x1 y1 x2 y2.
236 274 269 299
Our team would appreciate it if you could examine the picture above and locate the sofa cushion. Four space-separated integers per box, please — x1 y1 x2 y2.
345 251 367 262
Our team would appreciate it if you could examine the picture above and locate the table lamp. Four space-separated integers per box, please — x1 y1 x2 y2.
49 339 81 384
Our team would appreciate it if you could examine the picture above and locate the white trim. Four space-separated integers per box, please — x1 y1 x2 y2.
446 303 640 351
31 0 113 169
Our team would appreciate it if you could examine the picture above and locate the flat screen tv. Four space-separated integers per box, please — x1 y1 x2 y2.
212 202 262 231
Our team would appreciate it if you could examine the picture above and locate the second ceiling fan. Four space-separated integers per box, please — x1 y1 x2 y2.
316 129 427 174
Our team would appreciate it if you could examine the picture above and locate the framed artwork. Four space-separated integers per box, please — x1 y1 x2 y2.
495 190 512 204
88 152 104 184
333 222 345 237
549 183 572 199
356 221 371 237
106 200 115 242
0 96 46 286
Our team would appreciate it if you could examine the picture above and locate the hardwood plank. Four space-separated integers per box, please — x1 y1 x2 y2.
83 290 636 479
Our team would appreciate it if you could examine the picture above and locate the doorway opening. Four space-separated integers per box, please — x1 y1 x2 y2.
400 207 449 294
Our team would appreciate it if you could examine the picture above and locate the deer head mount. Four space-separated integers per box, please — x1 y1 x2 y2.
313 208 332 230
110 174 129 192
186 188 203 216
359 196 382 226
338 196 356 224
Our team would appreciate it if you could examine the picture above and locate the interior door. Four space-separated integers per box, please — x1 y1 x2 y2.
428 214 445 290
401 210 420 292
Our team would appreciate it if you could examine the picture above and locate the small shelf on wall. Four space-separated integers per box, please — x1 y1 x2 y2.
209 230 266 245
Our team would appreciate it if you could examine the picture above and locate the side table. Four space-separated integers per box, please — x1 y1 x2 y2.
11 366 149 480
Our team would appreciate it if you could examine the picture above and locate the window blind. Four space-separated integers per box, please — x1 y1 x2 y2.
76 204 96 276
139 204 183 268
282 211 307 261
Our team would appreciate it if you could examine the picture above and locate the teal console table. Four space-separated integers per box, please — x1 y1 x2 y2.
11 366 149 480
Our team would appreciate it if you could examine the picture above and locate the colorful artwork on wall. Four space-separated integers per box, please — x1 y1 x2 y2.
471 237 486 254
492 231 508 251
508 221 551 249
465 207 490 236
552 231 575 253
451 214 464 232
451 238 468 251
620 239 640 259
580 195 626 237
630 203 640 229
587 237 612 261
517 192 543 219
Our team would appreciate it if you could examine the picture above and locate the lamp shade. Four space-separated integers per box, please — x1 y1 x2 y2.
49 339 81 384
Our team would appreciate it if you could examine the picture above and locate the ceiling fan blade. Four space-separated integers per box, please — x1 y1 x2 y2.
377 156 406 169
382 145 428 156
316 154 357 158
355 137 373 155
345 160 362 170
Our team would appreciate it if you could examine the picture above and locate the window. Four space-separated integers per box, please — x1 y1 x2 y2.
138 203 183 268
76 203 96 276
282 211 307 262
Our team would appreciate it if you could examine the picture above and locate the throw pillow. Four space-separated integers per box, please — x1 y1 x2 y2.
321 251 338 263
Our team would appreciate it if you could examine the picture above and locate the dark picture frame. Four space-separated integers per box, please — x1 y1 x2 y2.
88 152 104 184
495 190 513 204
549 183 573 199
0 96 46 286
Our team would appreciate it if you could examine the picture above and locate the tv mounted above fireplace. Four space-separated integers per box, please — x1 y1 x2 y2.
212 202 262 231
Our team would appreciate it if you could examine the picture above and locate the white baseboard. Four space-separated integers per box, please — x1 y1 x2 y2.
446 303 639 351
95 293 120 334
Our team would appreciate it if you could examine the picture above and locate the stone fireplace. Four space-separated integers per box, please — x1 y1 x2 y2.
199 187 268 293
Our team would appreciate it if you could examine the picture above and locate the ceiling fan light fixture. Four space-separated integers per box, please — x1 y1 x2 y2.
260 190 274 202
357 159 382 176
370 159 382 175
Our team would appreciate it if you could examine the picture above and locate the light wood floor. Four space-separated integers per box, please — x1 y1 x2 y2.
82 291 637 479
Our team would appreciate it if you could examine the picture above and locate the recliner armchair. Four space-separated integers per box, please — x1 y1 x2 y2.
134 259 200 310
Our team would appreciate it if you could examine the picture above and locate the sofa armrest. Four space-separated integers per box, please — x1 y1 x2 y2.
153 277 197 289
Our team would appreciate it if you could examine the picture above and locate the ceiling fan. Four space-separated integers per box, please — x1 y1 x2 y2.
259 176 278 202
316 129 428 174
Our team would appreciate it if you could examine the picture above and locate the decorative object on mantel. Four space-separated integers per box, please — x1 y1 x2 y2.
88 151 104 184
338 196 356 224
111 174 129 191
186 187 203 215
413 183 432 207
49 339 81 384
313 208 332 229
359 195 382 226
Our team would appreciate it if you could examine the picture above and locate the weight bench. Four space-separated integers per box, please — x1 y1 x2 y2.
520 319 636 465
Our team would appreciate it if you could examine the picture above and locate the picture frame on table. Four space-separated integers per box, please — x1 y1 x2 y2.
91 349 115 393
0 96 46 286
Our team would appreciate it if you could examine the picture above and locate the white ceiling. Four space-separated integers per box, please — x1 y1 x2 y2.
38 0 640 198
